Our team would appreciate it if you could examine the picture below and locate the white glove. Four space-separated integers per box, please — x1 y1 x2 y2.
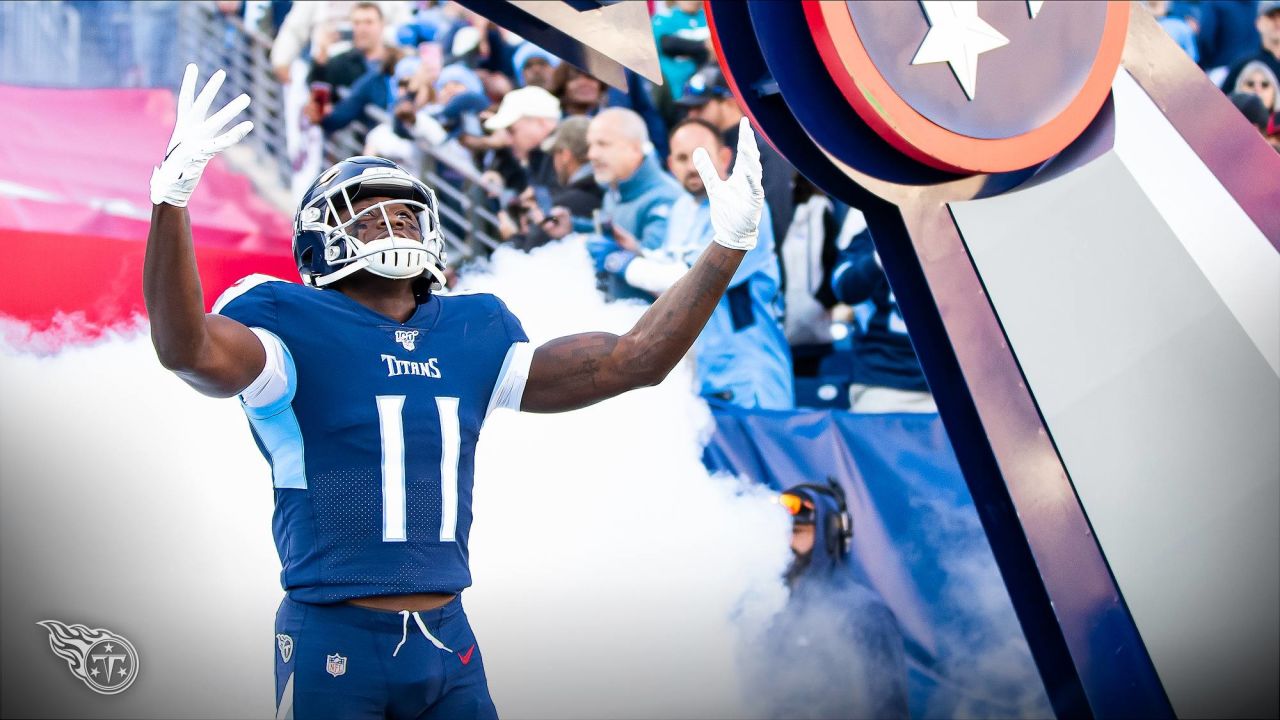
150 64 254 207
692 116 765 251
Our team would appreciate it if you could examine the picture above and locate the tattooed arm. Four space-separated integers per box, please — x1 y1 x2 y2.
521 118 765 413
521 243 746 412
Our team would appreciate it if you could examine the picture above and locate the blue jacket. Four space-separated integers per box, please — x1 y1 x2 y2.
659 194 793 410
599 155 682 300
322 67 394 134
601 154 682 249
831 229 929 392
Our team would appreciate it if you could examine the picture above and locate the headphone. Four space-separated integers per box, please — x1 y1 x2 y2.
785 478 853 558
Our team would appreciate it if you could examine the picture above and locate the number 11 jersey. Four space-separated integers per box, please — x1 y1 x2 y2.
214 275 530 604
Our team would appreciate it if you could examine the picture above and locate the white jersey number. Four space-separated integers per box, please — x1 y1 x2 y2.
375 395 460 542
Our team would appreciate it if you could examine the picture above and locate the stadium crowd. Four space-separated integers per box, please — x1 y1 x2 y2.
223 0 1280 412
59 0 1280 412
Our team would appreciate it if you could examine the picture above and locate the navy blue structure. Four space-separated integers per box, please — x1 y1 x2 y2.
704 2 1172 718
705 407 1049 718
216 279 527 603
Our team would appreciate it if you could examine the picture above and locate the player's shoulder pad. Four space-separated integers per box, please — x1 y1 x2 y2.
437 291 524 336
212 274 291 315
434 289 504 316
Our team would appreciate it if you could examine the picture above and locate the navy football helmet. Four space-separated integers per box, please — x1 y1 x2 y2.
294 156 447 291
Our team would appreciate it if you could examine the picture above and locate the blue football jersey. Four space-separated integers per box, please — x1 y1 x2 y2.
214 276 528 603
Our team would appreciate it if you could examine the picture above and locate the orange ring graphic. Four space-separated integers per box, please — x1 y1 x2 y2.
803 0 1128 174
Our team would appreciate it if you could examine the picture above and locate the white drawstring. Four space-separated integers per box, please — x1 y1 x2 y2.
392 610 453 657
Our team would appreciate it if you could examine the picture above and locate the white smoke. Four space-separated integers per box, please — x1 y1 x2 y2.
0 237 792 719
458 238 792 719
0 320 282 718
905 489 1054 720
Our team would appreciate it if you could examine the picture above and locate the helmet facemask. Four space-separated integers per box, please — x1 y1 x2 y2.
298 172 448 291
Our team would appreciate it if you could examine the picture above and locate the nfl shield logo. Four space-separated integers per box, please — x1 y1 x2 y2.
326 653 347 677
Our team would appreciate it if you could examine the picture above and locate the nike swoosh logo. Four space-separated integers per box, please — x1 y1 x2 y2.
459 644 475 665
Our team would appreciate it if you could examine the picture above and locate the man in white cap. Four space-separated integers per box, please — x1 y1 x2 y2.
482 86 563 195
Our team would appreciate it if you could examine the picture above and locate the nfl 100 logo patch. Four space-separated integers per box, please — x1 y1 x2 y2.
394 329 419 351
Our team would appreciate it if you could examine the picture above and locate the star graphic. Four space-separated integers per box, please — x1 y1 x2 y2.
910 0 1010 101
104 643 115 653
118 666 129 677
90 667 100 678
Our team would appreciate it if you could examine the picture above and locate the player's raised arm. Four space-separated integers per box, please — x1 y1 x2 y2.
521 118 764 413
143 64 263 398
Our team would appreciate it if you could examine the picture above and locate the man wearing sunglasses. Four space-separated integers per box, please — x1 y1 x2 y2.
743 482 909 720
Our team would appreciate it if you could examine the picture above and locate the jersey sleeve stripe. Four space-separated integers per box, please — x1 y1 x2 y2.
239 328 306 490
485 341 533 418
241 328 298 417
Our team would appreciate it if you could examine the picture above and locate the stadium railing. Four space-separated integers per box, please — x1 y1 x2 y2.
353 105 503 263
181 1 291 191
0 1 81 86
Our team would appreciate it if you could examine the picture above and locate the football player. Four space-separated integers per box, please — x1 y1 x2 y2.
142 65 764 719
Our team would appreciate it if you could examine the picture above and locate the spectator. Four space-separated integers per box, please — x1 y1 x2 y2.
395 1 455 49
432 63 492 147
481 71 516 105
588 108 682 248
1221 1 1280 92
677 64 796 272
1186 0 1260 78
363 58 454 177
311 47 405 135
1229 90 1272 133
271 1 410 83
445 23 485 66
543 117 605 217
482 86 563 195
587 108 684 300
830 212 935 413
550 64 669 158
591 119 793 409
608 70 671 161
552 62 610 116
1234 59 1280 113
505 116 605 252
511 42 560 89
435 62 486 102
780 176 841 347
745 482 910 720
652 0 711 125
306 2 392 92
